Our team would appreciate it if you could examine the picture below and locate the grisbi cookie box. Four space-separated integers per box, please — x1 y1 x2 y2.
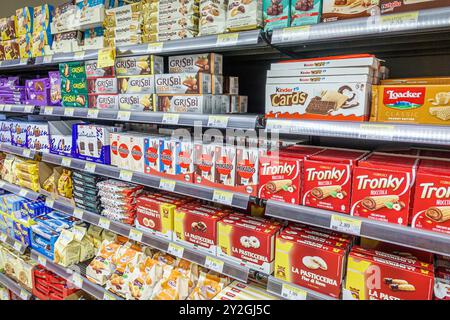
411 158 450 235
217 214 281 274
258 145 325 205
143 135 194 182
345 246 434 300
275 224 350 298
351 153 419 226
303 148 368 214
194 142 259 196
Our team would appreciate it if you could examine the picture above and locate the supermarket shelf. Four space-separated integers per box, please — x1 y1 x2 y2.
0 231 28 254
41 152 251 210
34 50 99 66
0 180 41 201
30 250 123 300
0 58 29 70
266 276 336 301
0 273 33 300
0 104 35 114
271 7 450 48
39 106 260 130
265 200 450 257
47 198 250 283
0 143 36 159
265 119 450 145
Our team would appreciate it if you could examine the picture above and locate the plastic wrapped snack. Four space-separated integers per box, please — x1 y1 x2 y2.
86 240 122 285
187 271 227 300
57 169 73 198
127 256 164 300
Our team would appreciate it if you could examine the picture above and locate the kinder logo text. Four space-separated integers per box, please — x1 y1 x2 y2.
306 168 345 182
270 87 308 107
356 175 404 191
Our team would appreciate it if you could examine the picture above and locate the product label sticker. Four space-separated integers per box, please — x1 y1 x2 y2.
13 242 22 252
205 256 224 273
22 149 32 158
19 289 29 300
281 283 307 300
62 157 72 167
73 51 85 60
37 254 47 266
103 292 116 300
84 162 96 173
159 179 176 192
0 181 4 189
87 109 99 119
119 170 133 182
64 108 75 117
208 115 229 128
282 26 311 42
359 124 395 141
73 208 84 219
45 198 55 208
0 105 4 111
168 243 184 258
380 11 419 32
147 42 163 54
24 105 34 113
97 47 116 69
43 55 52 64
217 33 239 47
330 214 362 236
129 229 143 242
43 106 53 115
70 273 83 289
162 113 179 125
117 111 131 121
0 233 7 243
98 217 111 229
212 190 233 206
18 189 28 197
3 105 11 112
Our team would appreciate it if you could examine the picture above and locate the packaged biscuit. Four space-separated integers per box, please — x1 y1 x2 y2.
18 34 32 59
87 77 118 94
199 0 227 36
88 94 119 109
104 2 142 28
291 0 322 26
118 75 155 94
263 0 290 30
86 240 122 285
158 94 213 113
169 53 223 74
33 4 53 33
226 0 263 32
155 73 212 94
3 40 20 60
85 60 115 78
54 229 81 267
16 7 33 36
322 0 380 22
59 62 86 79
119 93 157 111
115 55 164 76
0 16 17 40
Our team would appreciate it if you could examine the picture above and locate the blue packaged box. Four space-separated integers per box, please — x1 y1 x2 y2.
30 224 59 260
35 215 74 233
12 220 31 246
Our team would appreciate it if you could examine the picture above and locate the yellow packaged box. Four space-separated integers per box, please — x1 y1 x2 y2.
371 78 450 125
16 7 33 36
54 229 81 267
18 33 32 58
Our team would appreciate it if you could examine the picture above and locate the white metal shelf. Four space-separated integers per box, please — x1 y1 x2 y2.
0 231 28 255
265 200 450 257
0 180 41 201
266 276 336 301
266 119 450 146
0 273 33 300
0 104 35 114
30 250 122 300
0 143 36 159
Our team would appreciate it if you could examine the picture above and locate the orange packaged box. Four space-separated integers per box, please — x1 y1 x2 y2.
371 77 450 125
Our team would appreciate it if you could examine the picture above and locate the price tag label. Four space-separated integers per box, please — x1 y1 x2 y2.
20 58 28 65
98 217 111 229
120 170 133 182
147 42 164 53
281 26 311 42
380 11 419 32
23 105 34 113
212 190 233 206
45 198 55 208
71 273 83 288
330 214 362 236
84 162 96 173
19 289 29 300
159 179 176 192
73 208 84 219
0 105 4 111
62 157 72 167
97 47 116 68
73 51 85 60
217 33 239 46
22 149 32 158
0 233 7 243
103 292 116 300
64 108 75 117
18 189 28 198
281 283 307 300
205 256 224 273
207 115 229 128
0 181 5 189
13 242 22 252
43 107 53 115
37 255 47 266
167 243 184 258
87 109 99 119
359 124 395 141
117 111 131 121
129 229 143 242
3 105 11 112
162 113 179 125
43 55 52 64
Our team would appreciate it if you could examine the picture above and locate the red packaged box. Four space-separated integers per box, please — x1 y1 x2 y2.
174 204 229 254
275 233 347 299
280 228 350 251
411 159 450 235
351 153 419 225
303 148 367 213
345 250 434 300
217 214 281 274
284 223 353 245
258 146 324 204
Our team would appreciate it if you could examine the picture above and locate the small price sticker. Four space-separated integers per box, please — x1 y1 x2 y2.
0 181 4 189
117 111 131 121
207 115 229 128
23 105 34 113
217 33 239 46
98 217 111 229
212 190 233 206
20 58 28 65
0 233 7 242
43 55 53 64
281 283 307 300
87 109 99 119
71 273 83 289
205 256 224 273
103 292 116 300
3 105 11 112
120 170 133 182
159 179 176 192
129 229 143 242
281 25 311 42
97 47 116 68
43 106 53 115
359 124 395 141
37 255 47 266
18 189 28 197
64 108 75 117
84 162 96 173
61 157 72 167
22 149 32 158
168 243 184 258
13 242 22 252
147 42 164 53
162 113 179 125
73 208 84 220
380 11 419 32
73 51 85 60
0 105 4 111
330 214 362 236
19 289 29 300
45 198 55 208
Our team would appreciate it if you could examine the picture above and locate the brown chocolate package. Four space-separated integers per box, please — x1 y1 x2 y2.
380 0 450 14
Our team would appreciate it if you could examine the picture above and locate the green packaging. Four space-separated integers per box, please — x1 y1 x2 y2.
59 62 86 79
264 0 291 31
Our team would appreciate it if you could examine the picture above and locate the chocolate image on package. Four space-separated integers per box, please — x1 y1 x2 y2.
311 185 342 200
425 206 450 223
266 179 293 193
362 195 400 211
384 278 416 292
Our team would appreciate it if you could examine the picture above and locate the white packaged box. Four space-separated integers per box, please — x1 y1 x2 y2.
199 0 227 36
155 73 212 94
267 67 375 78
270 55 381 71
157 94 213 114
